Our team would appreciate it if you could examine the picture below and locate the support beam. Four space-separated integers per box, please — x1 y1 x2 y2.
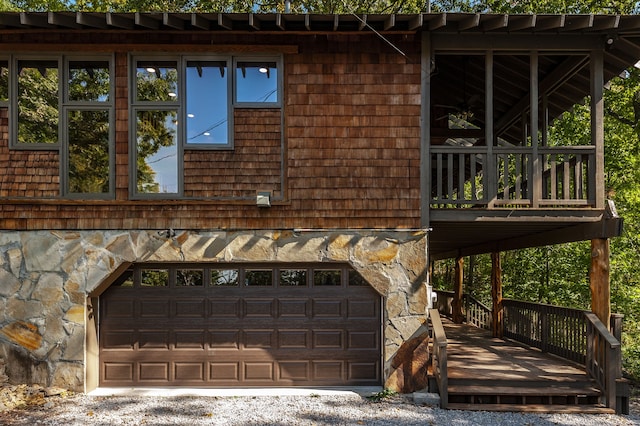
452 256 464 323
491 252 503 338
590 238 611 328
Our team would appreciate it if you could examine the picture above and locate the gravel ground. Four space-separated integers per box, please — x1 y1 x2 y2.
0 392 639 426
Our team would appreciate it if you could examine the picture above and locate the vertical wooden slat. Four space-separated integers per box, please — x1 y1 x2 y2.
459 153 465 201
447 154 454 201
550 154 557 199
436 153 443 202
485 51 495 207
515 153 522 200
491 251 503 338
591 49 605 208
575 154 583 199
452 256 464 324
502 154 510 200
531 51 541 208
470 154 477 201
590 238 611 328
563 160 570 200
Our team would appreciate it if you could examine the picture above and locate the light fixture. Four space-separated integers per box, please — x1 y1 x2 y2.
168 92 177 98
187 113 195 118
146 67 156 73
259 67 268 74
256 191 271 208
203 132 210 136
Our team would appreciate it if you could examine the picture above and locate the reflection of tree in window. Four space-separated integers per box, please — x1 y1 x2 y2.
136 62 178 102
141 269 169 287
177 269 203 286
0 62 8 102
280 269 307 286
211 269 239 286
245 270 273 286
17 60 58 145
68 61 110 102
314 270 341 286
68 110 110 194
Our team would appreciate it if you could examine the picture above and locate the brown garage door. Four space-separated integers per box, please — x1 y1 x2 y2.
99 263 381 387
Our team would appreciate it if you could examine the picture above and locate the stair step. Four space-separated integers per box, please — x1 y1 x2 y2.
448 384 601 396
445 403 615 414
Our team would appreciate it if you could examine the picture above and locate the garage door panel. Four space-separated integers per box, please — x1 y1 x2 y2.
210 330 240 349
209 299 241 318
348 331 379 350
140 300 171 318
139 330 170 350
312 299 343 317
100 264 381 387
244 362 274 380
175 300 206 318
139 363 169 381
313 361 344 381
209 362 240 381
279 361 309 381
244 330 274 349
102 331 135 350
175 363 204 381
174 331 206 350
278 330 308 348
103 363 134 381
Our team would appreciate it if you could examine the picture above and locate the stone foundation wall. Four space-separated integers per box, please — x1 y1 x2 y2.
0 229 428 392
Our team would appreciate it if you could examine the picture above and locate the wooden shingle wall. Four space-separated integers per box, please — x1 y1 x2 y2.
0 33 421 230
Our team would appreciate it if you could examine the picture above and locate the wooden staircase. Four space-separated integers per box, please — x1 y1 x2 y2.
434 319 615 413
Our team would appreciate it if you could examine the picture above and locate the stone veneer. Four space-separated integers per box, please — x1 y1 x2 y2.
0 229 428 392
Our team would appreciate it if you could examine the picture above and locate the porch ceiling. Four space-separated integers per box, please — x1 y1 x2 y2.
428 207 623 260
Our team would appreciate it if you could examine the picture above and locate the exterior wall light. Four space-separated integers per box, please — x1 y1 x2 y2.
256 191 271 207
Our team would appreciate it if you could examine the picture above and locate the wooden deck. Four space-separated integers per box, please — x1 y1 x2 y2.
441 320 613 413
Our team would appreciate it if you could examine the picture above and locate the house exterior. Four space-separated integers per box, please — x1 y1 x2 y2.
0 12 636 393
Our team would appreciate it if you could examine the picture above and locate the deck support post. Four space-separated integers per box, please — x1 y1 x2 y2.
589 238 610 328
452 255 464 323
491 251 503 338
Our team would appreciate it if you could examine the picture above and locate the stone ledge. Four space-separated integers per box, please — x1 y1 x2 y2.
413 391 441 407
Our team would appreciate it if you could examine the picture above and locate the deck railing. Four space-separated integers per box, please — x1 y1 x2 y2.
433 289 491 330
430 145 595 208
502 299 587 364
585 312 622 412
429 308 448 409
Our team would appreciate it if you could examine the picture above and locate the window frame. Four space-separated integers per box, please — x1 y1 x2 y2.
61 55 115 199
129 53 282 200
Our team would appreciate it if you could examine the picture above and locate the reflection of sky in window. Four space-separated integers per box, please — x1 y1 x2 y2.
236 62 278 103
138 112 178 194
186 61 228 144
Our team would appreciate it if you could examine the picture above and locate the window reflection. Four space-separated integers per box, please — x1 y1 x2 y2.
314 270 342 286
280 269 307 286
67 110 110 194
236 61 278 103
136 60 178 102
245 270 273 286
141 269 169 287
0 61 8 102
186 60 228 145
135 110 178 194
211 269 239 286
68 60 110 102
177 269 203 286
17 60 58 145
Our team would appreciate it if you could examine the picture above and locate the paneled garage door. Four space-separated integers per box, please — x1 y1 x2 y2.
99 263 382 387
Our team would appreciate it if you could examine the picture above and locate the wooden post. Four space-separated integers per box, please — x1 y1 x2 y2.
590 238 611 328
452 256 464 324
491 252 503 338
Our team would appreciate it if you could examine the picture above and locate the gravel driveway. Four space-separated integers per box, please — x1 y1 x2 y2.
1 391 639 426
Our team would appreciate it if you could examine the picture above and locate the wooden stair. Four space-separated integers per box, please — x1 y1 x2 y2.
445 378 613 413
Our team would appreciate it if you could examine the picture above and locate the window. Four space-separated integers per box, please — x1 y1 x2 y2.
10 55 114 198
131 54 281 198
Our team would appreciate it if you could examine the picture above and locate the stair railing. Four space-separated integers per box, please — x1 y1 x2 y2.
429 308 448 409
585 312 622 412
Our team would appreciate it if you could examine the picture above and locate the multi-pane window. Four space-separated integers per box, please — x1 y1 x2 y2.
10 55 114 198
131 55 281 198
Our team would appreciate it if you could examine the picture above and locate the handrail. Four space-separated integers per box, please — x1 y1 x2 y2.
429 308 448 409
433 289 491 330
502 298 587 364
585 312 621 412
